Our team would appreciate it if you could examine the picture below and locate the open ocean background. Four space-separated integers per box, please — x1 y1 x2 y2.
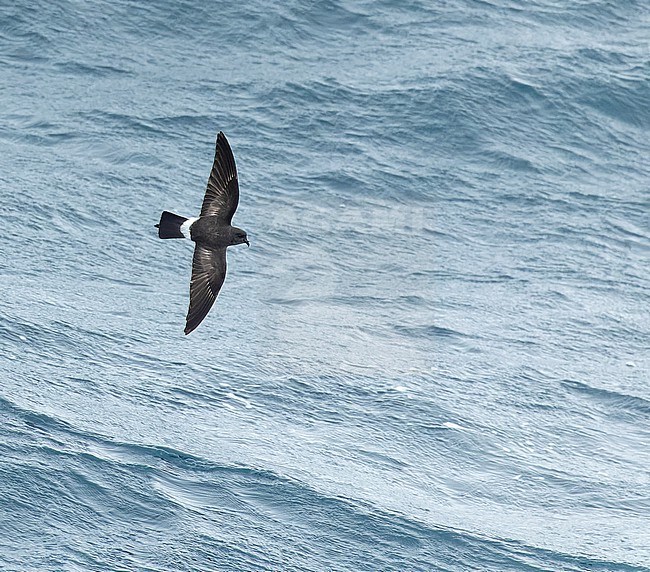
1 1 648 570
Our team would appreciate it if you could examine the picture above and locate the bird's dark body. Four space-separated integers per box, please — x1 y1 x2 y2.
155 131 249 335
189 217 247 250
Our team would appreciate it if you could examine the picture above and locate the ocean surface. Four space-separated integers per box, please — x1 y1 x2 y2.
1 1 648 570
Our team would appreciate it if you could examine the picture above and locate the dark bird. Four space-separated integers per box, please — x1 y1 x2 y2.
155 131 249 335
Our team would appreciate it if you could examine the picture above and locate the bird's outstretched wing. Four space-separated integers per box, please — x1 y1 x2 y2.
185 244 227 335
200 131 239 224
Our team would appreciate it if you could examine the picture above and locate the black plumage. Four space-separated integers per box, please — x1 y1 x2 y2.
155 132 249 335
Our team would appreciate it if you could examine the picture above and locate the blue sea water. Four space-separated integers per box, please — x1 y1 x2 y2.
1 0 649 570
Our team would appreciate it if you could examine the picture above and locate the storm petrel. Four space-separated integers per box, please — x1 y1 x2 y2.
155 131 249 335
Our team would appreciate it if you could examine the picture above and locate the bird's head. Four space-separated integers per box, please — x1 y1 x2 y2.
231 227 250 247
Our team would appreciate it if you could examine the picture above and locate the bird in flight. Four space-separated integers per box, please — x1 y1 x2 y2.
155 131 249 335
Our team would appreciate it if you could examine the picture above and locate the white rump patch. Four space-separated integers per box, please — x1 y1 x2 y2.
180 217 198 239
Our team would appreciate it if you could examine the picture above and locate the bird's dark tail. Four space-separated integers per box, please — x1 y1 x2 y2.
155 211 188 239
